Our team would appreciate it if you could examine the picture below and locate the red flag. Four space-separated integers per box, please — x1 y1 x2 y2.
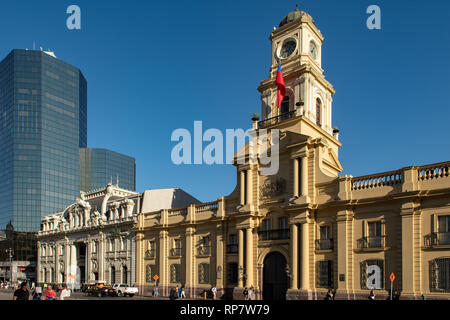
276 62 286 108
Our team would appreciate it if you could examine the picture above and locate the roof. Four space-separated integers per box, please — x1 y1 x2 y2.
141 188 201 213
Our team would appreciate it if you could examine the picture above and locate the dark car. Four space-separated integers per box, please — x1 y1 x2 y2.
88 285 115 297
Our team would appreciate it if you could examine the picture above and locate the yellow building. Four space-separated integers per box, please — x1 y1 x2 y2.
135 8 450 300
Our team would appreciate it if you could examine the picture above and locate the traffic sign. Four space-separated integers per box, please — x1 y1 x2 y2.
390 272 395 283
153 274 159 281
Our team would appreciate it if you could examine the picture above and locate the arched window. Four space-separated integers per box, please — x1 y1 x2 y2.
281 96 290 115
430 258 450 292
316 98 322 127
198 263 210 284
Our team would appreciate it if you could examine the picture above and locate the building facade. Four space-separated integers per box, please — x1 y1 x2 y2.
36 184 199 289
79 148 136 192
0 49 87 232
134 9 450 300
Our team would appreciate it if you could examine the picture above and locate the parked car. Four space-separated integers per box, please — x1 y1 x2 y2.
112 283 138 297
88 284 115 297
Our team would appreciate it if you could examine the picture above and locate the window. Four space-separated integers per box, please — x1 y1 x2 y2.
361 260 384 290
368 221 382 248
198 263 210 284
281 96 290 115
227 234 238 254
279 217 288 230
110 266 116 284
146 265 157 283
317 225 333 250
317 260 333 288
172 238 182 256
438 216 450 245
122 266 128 284
146 240 156 258
227 263 238 285
198 236 211 255
262 219 271 240
316 98 322 127
170 264 181 283
430 258 450 292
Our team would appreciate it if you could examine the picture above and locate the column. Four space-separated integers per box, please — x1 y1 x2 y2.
216 225 224 289
300 223 310 290
240 171 245 205
245 228 253 287
238 229 244 287
159 230 168 296
293 158 299 198
98 236 104 282
185 227 194 297
290 223 298 290
246 170 252 205
37 241 41 283
300 157 308 197
400 203 418 297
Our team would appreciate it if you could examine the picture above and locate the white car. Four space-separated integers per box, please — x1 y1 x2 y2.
112 283 138 297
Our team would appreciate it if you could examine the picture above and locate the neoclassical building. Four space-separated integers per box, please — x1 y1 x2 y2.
135 8 450 300
37 184 199 288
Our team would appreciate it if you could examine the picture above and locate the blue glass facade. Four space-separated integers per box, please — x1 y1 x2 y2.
79 148 136 192
0 50 87 232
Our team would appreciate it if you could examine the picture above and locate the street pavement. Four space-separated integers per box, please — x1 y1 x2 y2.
0 289 163 300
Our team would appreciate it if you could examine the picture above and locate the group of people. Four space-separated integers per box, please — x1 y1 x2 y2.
12 281 71 300
168 285 187 299
243 286 255 300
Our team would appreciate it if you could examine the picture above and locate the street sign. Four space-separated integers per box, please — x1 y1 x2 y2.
153 274 159 281
390 272 395 283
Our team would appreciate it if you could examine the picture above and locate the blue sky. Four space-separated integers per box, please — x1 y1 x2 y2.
1 0 449 202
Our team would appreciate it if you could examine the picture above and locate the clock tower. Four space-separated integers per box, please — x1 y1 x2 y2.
258 7 336 138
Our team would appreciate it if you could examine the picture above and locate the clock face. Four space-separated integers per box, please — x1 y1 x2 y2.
279 39 297 59
310 41 318 60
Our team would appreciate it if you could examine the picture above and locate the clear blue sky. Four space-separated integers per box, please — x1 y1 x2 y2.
1 0 449 202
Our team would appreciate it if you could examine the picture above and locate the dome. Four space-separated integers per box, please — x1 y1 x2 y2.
279 8 314 28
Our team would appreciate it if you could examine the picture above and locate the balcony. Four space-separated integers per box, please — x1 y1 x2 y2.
197 246 211 256
170 248 182 257
145 250 155 259
226 244 238 254
356 236 385 250
258 229 290 241
424 232 450 248
315 239 334 251
258 110 296 128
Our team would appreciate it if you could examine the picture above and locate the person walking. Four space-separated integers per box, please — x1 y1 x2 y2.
13 282 30 300
59 285 71 300
175 285 180 298
154 286 159 298
180 285 186 299
368 290 376 300
248 286 254 300
211 285 217 300
243 287 248 300
324 289 333 300
45 285 57 300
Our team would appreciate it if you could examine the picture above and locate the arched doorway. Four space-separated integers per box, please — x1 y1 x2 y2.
263 252 288 300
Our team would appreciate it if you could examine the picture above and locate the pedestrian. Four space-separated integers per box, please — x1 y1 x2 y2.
13 281 30 300
32 287 42 300
368 290 375 300
211 285 217 300
175 285 180 298
243 287 248 300
324 289 333 300
248 286 254 300
59 285 71 300
169 288 177 300
45 285 57 300
180 285 186 299
154 286 159 298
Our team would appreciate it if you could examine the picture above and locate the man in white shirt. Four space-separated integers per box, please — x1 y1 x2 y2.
59 285 71 300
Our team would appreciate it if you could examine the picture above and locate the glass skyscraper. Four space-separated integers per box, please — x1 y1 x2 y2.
0 49 87 232
79 148 136 192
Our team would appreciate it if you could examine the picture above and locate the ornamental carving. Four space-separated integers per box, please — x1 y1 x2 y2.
260 177 287 200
